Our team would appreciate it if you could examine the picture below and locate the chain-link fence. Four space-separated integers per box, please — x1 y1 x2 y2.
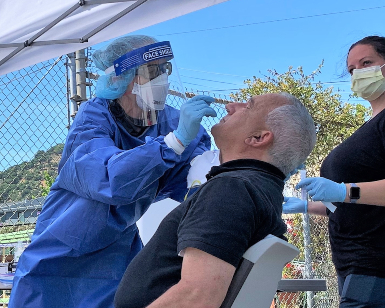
0 49 337 307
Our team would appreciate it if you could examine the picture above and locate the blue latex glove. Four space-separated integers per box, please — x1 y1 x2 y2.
296 177 346 202
174 95 217 147
283 197 307 214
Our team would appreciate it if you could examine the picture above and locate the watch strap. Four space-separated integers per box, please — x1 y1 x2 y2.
349 183 360 203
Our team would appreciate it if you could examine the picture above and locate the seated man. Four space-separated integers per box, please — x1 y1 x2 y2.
114 92 316 308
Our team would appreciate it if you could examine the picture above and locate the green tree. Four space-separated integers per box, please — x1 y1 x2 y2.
0 143 63 203
41 171 56 197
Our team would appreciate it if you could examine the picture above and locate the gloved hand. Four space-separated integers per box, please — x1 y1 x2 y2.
296 177 346 202
174 95 217 147
187 150 220 188
283 197 307 214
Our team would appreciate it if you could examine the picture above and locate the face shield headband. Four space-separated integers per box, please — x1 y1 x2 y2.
105 41 174 76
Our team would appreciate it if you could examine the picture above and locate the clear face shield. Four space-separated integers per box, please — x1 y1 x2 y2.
106 41 186 126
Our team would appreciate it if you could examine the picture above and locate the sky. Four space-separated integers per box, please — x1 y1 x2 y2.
96 0 385 107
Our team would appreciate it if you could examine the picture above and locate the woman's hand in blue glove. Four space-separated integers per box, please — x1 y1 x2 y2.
296 177 346 202
174 95 217 147
283 197 307 214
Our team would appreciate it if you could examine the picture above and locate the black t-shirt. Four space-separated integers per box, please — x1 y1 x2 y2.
114 159 287 308
321 108 385 278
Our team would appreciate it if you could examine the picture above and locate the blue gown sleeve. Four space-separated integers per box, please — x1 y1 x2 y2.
55 99 183 206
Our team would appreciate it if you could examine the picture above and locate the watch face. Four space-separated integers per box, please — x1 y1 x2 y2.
350 186 360 199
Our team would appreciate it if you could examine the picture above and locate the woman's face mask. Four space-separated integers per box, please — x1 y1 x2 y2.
351 64 385 101
132 73 170 110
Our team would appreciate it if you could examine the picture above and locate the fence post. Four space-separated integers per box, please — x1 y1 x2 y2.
300 169 314 308
67 52 78 118
75 49 87 104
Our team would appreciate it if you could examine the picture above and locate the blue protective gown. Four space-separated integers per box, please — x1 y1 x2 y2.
8 97 211 308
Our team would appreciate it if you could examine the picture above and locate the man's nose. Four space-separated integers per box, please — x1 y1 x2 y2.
226 102 245 114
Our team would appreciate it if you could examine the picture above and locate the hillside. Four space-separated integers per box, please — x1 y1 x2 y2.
0 144 64 203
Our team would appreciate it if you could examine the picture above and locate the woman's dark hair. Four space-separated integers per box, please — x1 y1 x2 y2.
348 36 385 61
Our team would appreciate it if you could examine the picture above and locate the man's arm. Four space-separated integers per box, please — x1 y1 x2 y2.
308 201 328 216
147 247 236 308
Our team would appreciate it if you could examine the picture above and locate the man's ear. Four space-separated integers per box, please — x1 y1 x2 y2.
244 130 273 147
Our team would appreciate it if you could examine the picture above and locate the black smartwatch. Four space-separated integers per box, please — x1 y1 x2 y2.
349 183 360 203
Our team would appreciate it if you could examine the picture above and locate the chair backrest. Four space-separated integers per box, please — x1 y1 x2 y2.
220 234 299 308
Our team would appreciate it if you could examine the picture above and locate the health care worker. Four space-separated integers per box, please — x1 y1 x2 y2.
9 35 216 308
283 35 385 307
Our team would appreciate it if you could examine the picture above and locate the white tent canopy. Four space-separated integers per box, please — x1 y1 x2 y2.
0 0 227 76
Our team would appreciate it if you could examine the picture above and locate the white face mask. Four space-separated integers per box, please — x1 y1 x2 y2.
351 64 385 101
132 73 170 110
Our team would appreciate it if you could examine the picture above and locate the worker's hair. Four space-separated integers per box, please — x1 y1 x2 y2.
266 92 316 175
347 35 385 64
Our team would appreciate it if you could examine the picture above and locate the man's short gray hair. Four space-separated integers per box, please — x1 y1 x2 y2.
266 92 316 175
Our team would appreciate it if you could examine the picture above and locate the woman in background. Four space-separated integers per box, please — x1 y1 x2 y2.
284 35 385 307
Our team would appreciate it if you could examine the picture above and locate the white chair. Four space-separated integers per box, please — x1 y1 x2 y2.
220 234 299 308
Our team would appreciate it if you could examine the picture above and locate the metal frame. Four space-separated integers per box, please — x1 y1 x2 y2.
0 0 148 67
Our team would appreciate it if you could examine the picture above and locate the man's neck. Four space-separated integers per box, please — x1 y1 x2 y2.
219 150 270 165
